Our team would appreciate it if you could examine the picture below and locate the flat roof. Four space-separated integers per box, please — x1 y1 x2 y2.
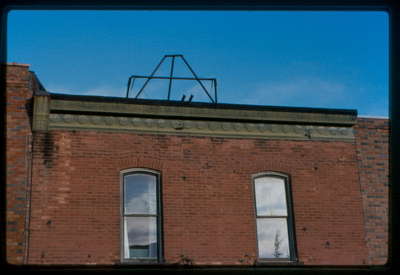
49 93 357 117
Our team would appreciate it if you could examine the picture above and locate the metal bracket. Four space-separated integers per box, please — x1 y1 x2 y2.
126 54 218 103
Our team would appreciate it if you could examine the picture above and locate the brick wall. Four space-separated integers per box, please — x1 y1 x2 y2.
5 63 33 264
6 63 385 266
355 118 389 265
27 130 368 265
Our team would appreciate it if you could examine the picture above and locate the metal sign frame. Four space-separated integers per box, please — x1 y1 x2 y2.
126 54 218 103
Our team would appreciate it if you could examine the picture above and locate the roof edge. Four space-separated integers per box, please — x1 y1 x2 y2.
49 93 358 117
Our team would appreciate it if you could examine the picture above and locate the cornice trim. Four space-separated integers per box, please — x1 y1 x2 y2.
48 114 355 141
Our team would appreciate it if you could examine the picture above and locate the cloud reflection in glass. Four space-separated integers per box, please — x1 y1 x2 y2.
123 173 158 259
255 176 290 259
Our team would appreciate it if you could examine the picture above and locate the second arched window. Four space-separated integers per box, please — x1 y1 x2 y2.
253 173 297 261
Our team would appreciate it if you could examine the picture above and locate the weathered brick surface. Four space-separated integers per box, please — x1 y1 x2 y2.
28 130 368 265
354 118 389 265
5 63 33 264
6 63 388 266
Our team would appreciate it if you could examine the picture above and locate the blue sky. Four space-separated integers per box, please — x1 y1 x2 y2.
7 10 388 117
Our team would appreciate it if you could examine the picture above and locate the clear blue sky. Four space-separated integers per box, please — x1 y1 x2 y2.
7 10 388 117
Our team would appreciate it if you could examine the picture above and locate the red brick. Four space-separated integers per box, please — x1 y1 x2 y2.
5 63 388 266
354 118 389 265
5 63 33 264
25 130 369 265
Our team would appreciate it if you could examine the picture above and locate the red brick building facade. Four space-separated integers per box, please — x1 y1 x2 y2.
5 63 389 266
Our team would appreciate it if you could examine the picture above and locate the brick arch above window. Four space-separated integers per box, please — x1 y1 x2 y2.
252 171 290 180
116 157 164 173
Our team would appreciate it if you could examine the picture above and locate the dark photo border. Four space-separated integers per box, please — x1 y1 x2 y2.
1 1 397 274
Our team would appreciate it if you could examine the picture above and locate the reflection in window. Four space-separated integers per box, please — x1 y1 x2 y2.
254 174 296 261
122 172 161 261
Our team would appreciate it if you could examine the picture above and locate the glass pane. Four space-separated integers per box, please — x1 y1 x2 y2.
257 218 290 259
255 176 287 216
124 216 158 259
124 173 157 215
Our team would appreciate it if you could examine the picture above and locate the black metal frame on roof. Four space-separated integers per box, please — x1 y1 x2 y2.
126 54 218 103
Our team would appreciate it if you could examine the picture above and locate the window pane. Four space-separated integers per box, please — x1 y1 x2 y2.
257 218 290 259
255 176 287 216
124 216 158 259
124 173 157 215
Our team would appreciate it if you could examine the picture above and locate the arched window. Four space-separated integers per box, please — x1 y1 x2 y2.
121 169 162 262
253 172 297 262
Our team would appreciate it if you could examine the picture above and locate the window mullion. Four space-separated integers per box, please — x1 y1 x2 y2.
124 214 157 217
257 215 288 219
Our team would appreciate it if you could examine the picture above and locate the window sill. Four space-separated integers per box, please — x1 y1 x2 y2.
117 261 194 267
120 259 160 265
118 259 304 266
255 259 303 266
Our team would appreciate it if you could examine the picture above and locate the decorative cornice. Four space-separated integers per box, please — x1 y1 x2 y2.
48 113 354 141
32 95 50 131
